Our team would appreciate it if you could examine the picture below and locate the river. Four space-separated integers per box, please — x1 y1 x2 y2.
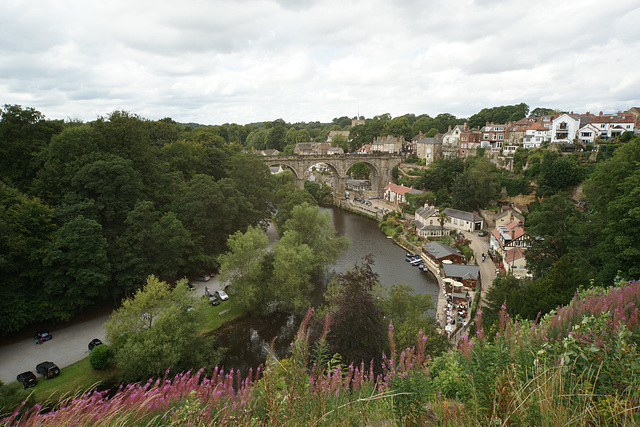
215 206 438 374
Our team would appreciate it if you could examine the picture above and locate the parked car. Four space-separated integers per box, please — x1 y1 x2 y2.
478 230 488 237
186 281 196 290
88 338 103 351
36 361 60 379
194 274 210 282
208 296 220 306
215 290 229 301
16 371 37 389
34 330 52 344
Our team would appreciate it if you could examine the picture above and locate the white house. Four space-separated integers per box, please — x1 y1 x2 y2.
523 121 552 149
443 208 484 232
551 114 586 143
576 124 600 144
413 204 451 238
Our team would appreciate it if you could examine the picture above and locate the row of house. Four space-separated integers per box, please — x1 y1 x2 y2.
356 107 640 164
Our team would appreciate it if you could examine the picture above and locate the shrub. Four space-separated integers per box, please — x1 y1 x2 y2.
89 344 114 370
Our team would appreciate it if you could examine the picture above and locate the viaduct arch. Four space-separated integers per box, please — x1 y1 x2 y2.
260 153 404 201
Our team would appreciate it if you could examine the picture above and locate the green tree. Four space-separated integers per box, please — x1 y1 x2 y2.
268 231 316 312
379 283 450 356
0 183 56 333
122 201 196 282
42 216 111 320
524 193 583 278
218 226 270 312
105 276 221 382
0 105 63 193
324 256 386 367
451 157 500 210
280 203 350 272
382 116 412 140
535 152 583 197
67 156 145 232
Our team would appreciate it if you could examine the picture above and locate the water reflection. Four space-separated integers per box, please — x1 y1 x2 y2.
216 206 438 375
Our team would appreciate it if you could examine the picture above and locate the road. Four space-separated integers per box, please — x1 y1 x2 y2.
0 278 226 385
464 231 497 299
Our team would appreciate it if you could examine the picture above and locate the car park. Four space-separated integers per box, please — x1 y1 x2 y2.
88 338 103 351
36 361 60 379
34 329 52 344
215 290 229 301
16 371 37 389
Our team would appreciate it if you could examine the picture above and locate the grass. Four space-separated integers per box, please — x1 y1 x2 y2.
200 298 246 333
26 358 118 408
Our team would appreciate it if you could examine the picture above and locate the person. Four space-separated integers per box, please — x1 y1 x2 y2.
205 286 210 296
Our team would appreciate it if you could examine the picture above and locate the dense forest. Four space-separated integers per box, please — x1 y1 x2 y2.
0 106 281 334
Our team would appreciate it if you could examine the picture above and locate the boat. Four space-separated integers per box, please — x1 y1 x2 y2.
410 258 423 265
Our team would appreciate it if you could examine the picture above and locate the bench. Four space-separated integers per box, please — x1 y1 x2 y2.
218 308 231 316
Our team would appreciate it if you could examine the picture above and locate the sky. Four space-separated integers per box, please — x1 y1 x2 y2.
2 0 639 125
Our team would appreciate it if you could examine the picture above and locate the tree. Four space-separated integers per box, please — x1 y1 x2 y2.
451 157 500 210
535 152 583 198
68 156 145 232
105 276 221 382
382 116 412 140
324 256 386 367
42 216 111 320
331 134 349 152
268 231 316 312
524 193 583 279
218 226 269 312
0 183 55 333
0 105 63 193
379 283 450 356
280 203 350 272
122 201 196 282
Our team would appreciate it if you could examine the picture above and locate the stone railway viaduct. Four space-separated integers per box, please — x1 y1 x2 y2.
260 153 404 201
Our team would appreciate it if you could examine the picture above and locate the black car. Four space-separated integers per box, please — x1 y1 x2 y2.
478 230 488 237
36 361 60 379
186 282 196 290
34 329 52 344
88 338 103 351
208 296 220 306
16 371 37 389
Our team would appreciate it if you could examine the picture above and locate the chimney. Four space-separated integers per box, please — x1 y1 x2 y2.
599 111 603 116
448 125 452 131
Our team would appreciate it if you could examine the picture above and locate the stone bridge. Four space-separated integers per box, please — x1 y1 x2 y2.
260 153 404 200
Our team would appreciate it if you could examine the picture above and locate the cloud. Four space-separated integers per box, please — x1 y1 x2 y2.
1 0 639 124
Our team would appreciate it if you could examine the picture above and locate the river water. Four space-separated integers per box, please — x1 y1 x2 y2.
215 206 438 374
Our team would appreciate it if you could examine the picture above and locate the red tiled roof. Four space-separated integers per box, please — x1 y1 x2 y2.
384 183 414 195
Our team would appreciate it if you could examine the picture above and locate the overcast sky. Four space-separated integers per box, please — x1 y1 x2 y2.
2 0 639 125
